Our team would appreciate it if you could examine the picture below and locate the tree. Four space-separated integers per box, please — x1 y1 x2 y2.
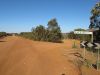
47 18 62 42
20 18 62 43
68 31 75 39
89 2 100 71
89 2 100 29
47 18 59 31
19 32 33 39
89 2 100 42
74 28 85 31
32 25 46 41
0 32 7 38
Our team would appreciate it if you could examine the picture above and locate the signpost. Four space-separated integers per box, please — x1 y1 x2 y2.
74 31 93 58
74 31 100 71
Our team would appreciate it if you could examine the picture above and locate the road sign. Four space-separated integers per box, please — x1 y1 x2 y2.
74 31 93 34
80 41 100 49
74 31 93 42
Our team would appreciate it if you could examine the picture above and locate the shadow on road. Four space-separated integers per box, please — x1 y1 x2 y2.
0 41 6 42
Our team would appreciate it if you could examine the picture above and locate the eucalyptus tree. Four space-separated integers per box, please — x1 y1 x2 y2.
89 2 100 29
47 18 62 42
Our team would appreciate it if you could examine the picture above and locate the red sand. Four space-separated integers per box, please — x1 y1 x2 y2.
0 36 99 75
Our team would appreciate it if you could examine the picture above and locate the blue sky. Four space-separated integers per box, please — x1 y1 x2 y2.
0 0 99 33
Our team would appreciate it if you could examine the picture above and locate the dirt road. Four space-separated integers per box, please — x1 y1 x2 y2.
0 36 81 75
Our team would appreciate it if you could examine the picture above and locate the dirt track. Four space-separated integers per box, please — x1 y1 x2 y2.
0 36 81 75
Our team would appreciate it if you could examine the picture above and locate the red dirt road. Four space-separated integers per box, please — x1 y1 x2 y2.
0 36 81 75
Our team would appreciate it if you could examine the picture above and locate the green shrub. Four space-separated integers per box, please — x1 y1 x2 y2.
0 32 7 37
19 18 62 43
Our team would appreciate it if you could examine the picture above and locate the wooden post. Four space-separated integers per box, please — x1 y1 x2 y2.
83 35 86 58
97 49 99 71
83 46 86 58
91 33 93 42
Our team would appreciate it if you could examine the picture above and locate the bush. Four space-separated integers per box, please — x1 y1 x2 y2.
19 32 33 39
0 32 7 38
19 18 62 43
32 25 46 41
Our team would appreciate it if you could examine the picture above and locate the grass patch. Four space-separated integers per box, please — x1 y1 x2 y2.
72 41 78 48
